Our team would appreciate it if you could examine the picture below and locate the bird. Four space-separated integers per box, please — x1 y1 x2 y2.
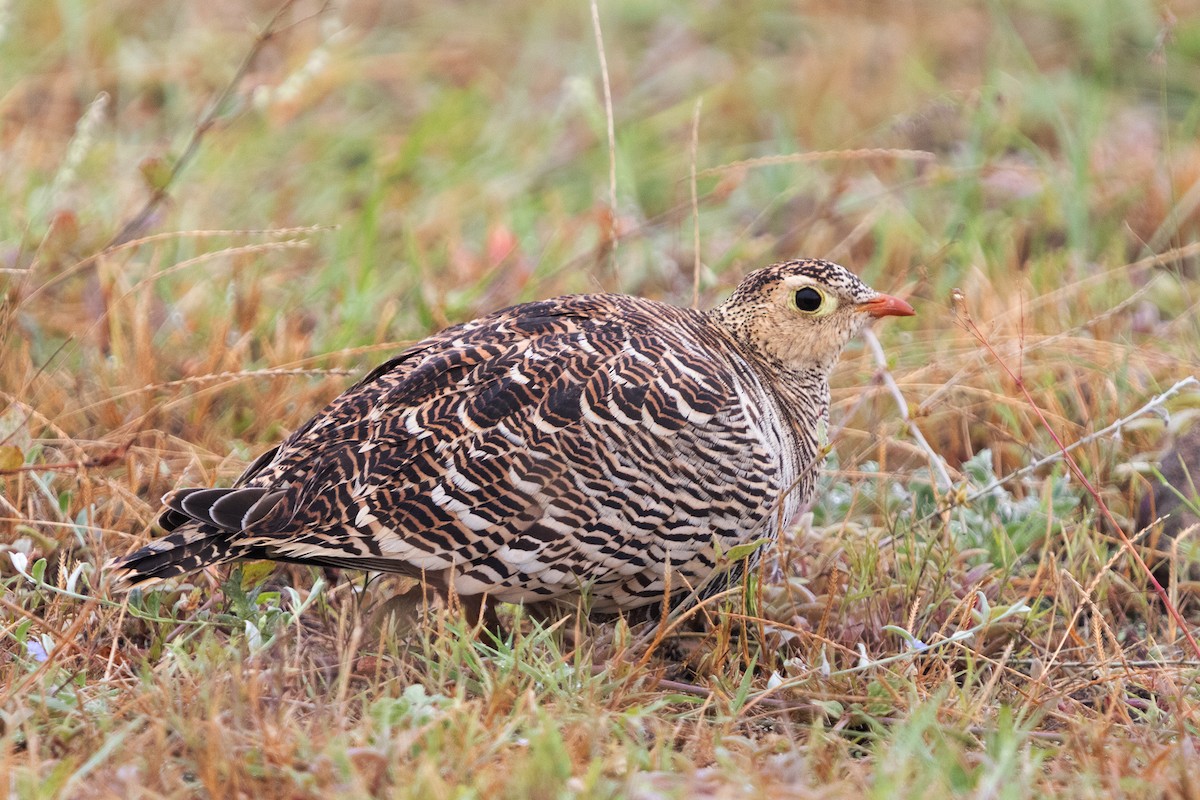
108 259 913 618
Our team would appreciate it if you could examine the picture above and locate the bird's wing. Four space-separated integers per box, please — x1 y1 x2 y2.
221 297 784 605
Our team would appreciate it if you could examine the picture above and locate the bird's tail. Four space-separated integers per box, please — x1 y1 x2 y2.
107 486 286 588
107 524 238 588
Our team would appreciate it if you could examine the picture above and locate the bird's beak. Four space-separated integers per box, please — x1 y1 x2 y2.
859 294 915 318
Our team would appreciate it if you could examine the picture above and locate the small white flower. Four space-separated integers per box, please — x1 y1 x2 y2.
26 639 49 663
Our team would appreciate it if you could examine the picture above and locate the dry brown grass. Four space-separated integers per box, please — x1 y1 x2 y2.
4 0 1200 797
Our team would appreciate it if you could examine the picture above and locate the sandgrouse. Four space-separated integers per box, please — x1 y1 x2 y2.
110 260 913 614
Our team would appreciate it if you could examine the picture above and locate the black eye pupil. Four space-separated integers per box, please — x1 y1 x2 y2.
794 287 823 312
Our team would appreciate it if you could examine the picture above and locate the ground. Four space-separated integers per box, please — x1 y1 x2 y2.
3 0 1200 797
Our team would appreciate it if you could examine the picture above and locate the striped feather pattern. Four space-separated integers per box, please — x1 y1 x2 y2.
109 259 912 613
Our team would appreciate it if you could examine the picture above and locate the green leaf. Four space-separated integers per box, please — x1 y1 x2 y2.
239 560 277 590
815 699 844 718
723 537 770 563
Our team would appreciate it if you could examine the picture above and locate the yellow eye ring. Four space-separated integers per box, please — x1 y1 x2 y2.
793 286 834 316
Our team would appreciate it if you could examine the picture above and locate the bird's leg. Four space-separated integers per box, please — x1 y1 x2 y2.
458 592 504 637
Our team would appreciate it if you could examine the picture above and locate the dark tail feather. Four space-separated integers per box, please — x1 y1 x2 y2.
162 486 286 531
107 523 240 588
110 486 292 588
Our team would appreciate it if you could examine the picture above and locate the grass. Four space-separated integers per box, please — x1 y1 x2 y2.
4 0 1200 796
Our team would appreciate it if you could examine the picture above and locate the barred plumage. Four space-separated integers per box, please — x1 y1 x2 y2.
109 259 913 613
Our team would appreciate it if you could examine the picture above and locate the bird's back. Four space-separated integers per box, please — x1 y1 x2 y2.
113 292 811 611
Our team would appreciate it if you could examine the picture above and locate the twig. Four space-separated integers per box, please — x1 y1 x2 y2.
589 0 619 280
26 225 335 303
0 596 99 710
953 295 1200 660
986 240 1200 327
7 2 330 394
690 98 703 308
1053 569 1128 674
872 716 1065 744
698 148 936 177
64 366 353 421
630 583 738 658
4 552 224 628
915 270 1182 436
961 376 1199 507
655 676 818 715
826 206 883 265
108 0 311 248
862 327 954 491
744 599 1034 710
0 439 132 476
1149 173 1200 252
1012 657 1200 670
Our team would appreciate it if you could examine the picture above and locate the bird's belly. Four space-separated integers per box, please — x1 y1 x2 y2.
449 464 785 611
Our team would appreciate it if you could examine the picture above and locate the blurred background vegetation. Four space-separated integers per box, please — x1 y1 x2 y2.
5 0 1200 468
4 0 1200 796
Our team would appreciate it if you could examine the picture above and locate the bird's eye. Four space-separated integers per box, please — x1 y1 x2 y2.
793 287 825 313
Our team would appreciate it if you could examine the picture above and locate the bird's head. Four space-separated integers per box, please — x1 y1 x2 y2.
710 259 914 374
